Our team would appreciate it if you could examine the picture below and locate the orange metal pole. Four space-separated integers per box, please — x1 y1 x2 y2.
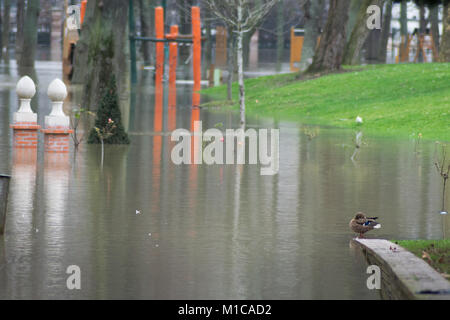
168 25 179 87
191 6 201 107
155 7 165 87
80 0 87 26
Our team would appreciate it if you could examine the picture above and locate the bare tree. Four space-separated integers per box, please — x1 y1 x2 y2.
203 0 279 127
435 143 450 213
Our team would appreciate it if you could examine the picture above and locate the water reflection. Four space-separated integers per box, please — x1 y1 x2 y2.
0 65 449 300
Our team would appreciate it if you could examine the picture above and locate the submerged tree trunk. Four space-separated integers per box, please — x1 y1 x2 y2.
300 0 325 71
138 0 152 65
1 0 11 63
18 0 39 81
441 2 450 62
308 0 351 73
378 0 392 63
72 0 130 130
343 0 385 65
15 0 25 63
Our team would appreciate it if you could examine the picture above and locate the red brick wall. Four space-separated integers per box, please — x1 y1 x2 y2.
11 123 41 149
44 134 70 153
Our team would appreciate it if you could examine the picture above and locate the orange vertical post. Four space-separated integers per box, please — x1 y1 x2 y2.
155 7 165 87
191 6 201 107
80 0 87 26
168 25 178 114
168 25 179 87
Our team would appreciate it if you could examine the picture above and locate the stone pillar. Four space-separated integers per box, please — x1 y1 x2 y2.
41 79 73 153
10 76 41 149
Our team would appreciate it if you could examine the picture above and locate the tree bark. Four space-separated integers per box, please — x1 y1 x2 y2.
429 4 439 55
227 25 234 101
308 0 351 73
441 2 450 62
237 6 245 128
15 0 25 63
417 2 427 62
276 2 284 72
300 0 325 71
138 0 152 65
18 0 39 81
343 0 385 65
205 7 213 79
399 0 408 61
1 0 11 63
378 0 392 63
347 0 362 41
72 0 130 130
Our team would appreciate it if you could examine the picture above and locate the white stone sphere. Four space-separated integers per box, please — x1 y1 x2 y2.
16 76 36 99
47 79 68 102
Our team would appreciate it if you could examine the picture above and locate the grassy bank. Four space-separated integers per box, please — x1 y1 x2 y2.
202 63 450 141
395 240 450 278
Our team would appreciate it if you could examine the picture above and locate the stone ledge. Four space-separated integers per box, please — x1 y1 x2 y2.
41 128 74 134
10 124 41 130
352 239 450 300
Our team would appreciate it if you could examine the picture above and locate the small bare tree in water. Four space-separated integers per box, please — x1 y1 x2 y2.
202 0 280 127
70 108 95 150
95 119 117 168
434 143 450 214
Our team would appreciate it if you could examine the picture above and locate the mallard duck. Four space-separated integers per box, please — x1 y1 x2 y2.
349 213 381 238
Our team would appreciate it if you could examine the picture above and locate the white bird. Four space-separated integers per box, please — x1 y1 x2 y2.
356 116 363 124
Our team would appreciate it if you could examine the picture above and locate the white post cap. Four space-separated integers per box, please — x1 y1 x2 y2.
14 76 37 123
45 79 70 128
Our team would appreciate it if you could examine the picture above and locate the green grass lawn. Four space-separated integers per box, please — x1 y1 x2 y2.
202 63 450 142
394 240 450 278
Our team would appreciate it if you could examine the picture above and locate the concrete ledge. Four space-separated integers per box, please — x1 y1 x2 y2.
352 239 450 300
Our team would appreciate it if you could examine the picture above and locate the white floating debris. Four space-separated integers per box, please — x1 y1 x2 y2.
440 211 448 215
136 210 141 215
374 224 381 229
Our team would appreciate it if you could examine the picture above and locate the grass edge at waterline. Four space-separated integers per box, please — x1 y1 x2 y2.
201 63 450 142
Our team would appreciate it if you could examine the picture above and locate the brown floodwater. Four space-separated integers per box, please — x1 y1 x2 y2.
0 62 448 300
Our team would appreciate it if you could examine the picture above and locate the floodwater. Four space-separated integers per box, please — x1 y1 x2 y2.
0 61 449 300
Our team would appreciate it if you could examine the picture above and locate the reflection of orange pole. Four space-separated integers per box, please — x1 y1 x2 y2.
154 84 163 133
80 0 87 26
152 85 163 213
190 108 201 164
155 7 165 86
192 6 201 107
